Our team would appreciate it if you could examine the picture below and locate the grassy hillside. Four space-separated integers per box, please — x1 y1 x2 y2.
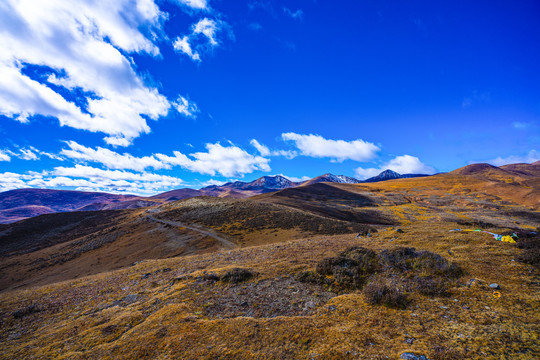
0 168 538 358
0 221 538 359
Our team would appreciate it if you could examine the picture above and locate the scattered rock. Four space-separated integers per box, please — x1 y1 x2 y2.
405 336 415 345
400 352 429 360
489 283 500 290
304 301 316 310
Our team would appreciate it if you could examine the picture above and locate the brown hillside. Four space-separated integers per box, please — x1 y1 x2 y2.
500 162 540 177
0 165 539 358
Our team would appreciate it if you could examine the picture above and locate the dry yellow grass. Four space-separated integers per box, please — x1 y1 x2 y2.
1 219 538 359
1 170 539 359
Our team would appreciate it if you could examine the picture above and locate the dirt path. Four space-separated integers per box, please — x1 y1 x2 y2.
147 215 236 249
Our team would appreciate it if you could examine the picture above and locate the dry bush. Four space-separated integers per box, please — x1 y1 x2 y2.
379 247 463 279
13 303 41 319
299 246 463 306
515 231 540 269
363 276 408 309
221 268 256 283
315 246 379 290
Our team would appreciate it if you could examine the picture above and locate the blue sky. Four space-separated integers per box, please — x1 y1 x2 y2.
0 0 539 194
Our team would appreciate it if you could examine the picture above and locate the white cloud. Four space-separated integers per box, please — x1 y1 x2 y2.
355 155 436 179
60 141 166 171
250 139 271 156
52 165 182 184
173 36 201 61
193 18 219 45
0 172 30 191
250 139 297 159
282 132 379 162
60 141 269 177
157 142 271 177
19 148 39 161
487 150 540 166
4 146 62 161
201 179 226 187
173 18 228 62
0 0 185 146
0 150 10 162
283 7 303 20
0 165 186 195
177 0 208 10
174 96 199 118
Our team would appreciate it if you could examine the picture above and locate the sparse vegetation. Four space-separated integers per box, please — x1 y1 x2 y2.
363 276 408 308
12 303 41 319
299 246 464 305
221 268 256 283
0 166 538 359
515 230 540 269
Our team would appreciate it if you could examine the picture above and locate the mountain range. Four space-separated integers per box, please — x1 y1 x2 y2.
2 162 538 224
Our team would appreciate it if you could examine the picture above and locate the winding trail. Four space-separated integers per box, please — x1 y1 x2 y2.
147 215 236 249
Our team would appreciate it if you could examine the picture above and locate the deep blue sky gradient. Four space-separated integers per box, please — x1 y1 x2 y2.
1 0 539 192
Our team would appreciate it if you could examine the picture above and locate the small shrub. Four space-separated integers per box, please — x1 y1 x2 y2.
315 248 378 290
201 272 220 281
379 247 418 271
316 256 359 276
13 303 41 319
221 268 255 283
411 275 451 297
413 251 464 279
296 270 324 284
363 276 408 309
380 247 463 280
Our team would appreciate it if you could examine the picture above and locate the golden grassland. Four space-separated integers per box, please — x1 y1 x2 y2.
1 170 539 359
1 220 538 359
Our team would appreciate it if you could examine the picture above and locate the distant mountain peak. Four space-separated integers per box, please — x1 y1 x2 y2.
364 169 428 183
302 173 361 185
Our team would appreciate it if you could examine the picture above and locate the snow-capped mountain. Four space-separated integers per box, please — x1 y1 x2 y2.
302 173 361 185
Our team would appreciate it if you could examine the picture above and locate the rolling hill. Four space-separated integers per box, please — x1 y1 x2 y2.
0 161 538 359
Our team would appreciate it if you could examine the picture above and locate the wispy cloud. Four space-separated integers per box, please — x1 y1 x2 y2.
157 142 271 177
177 0 209 11
173 36 201 61
173 18 230 62
5 146 63 161
462 90 491 109
61 141 167 172
513 121 534 130
250 139 297 159
282 133 379 162
248 23 263 31
486 150 539 166
0 150 10 162
0 165 185 195
61 141 271 178
355 155 435 179
174 96 199 118
283 7 304 21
